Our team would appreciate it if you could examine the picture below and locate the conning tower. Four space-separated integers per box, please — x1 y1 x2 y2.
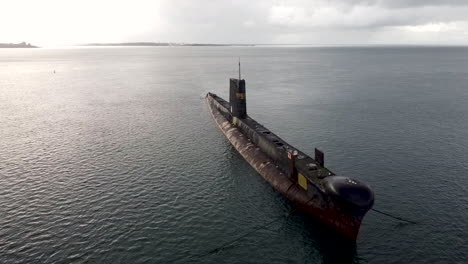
229 78 247 118
229 60 247 119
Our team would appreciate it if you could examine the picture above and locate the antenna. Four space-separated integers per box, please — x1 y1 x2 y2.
238 57 241 80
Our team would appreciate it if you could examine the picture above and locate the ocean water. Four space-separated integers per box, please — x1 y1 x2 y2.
1 46 467 263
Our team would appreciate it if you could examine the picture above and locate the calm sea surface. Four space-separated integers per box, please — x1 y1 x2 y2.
1 46 467 263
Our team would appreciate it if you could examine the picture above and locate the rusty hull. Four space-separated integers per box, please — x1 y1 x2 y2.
206 93 366 240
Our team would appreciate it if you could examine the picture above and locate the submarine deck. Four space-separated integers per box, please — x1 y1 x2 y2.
209 93 335 189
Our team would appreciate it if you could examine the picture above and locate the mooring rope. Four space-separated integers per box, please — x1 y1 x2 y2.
196 216 285 257
169 206 415 262
168 207 297 263
193 207 417 261
194 206 416 258
196 207 299 258
371 208 418 224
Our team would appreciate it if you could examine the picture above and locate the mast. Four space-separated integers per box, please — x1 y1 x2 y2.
238 57 241 80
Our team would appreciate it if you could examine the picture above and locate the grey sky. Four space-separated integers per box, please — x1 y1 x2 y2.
1 0 468 46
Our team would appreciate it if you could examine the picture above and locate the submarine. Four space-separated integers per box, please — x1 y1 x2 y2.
206 70 375 240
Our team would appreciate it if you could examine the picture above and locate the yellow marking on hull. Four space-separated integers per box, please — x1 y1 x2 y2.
298 173 308 190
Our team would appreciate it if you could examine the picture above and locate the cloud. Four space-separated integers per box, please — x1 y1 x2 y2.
267 1 468 29
261 0 468 44
1 0 468 45
399 22 460 33
377 0 468 8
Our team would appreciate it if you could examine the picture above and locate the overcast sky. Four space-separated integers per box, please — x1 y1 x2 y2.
2 0 468 46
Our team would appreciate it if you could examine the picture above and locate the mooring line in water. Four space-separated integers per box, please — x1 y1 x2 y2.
167 208 298 263
169 207 415 262
371 208 418 224
195 207 299 259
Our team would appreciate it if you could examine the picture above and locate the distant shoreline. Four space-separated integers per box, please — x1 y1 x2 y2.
83 42 255 47
0 42 38 48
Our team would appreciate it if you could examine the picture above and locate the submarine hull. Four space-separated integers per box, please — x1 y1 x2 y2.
206 94 368 240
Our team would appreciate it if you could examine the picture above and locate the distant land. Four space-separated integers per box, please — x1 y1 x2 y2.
84 42 254 47
0 42 38 48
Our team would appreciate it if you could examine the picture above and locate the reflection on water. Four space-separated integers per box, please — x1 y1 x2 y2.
1 46 468 263
285 211 358 264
